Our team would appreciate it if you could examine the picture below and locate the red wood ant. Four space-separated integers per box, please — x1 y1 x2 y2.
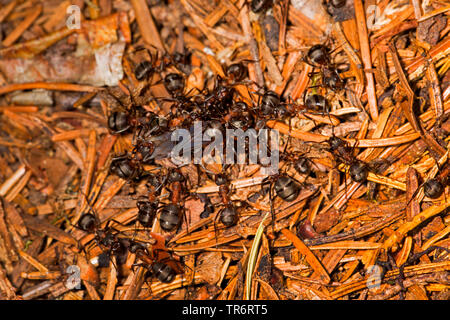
128 240 184 284
77 197 128 269
135 174 168 229
327 135 370 183
215 173 239 227
159 169 188 233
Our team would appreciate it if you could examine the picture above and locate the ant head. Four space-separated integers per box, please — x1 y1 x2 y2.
328 135 344 151
215 173 228 186
307 44 330 66
167 169 184 183
349 161 369 183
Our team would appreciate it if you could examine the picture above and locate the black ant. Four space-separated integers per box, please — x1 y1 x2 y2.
406 160 449 205
129 114 169 164
198 193 215 219
272 174 301 202
202 76 237 117
172 49 193 74
424 161 449 199
164 72 185 97
304 94 330 115
225 62 248 83
127 46 166 82
281 149 320 181
251 89 293 120
107 103 164 136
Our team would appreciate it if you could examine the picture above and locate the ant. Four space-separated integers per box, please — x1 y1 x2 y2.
136 174 168 229
171 49 192 75
159 169 188 233
198 193 216 219
406 160 449 204
107 102 165 136
126 46 166 82
77 199 128 268
305 44 347 92
164 72 185 97
128 240 184 284
201 76 237 117
327 135 370 183
251 89 293 120
304 93 330 115
280 141 321 181
225 62 248 83
215 173 239 227
423 161 449 199
129 114 169 164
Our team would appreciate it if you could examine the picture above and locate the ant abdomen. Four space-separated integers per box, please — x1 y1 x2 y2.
78 213 96 232
274 175 301 202
108 111 131 134
151 262 176 283
164 73 185 97
220 206 238 227
349 161 369 183
134 60 153 81
137 200 157 227
159 204 182 232
423 179 444 199
295 157 311 176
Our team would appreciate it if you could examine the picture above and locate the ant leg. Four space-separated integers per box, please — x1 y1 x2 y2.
268 179 276 233
212 210 221 248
